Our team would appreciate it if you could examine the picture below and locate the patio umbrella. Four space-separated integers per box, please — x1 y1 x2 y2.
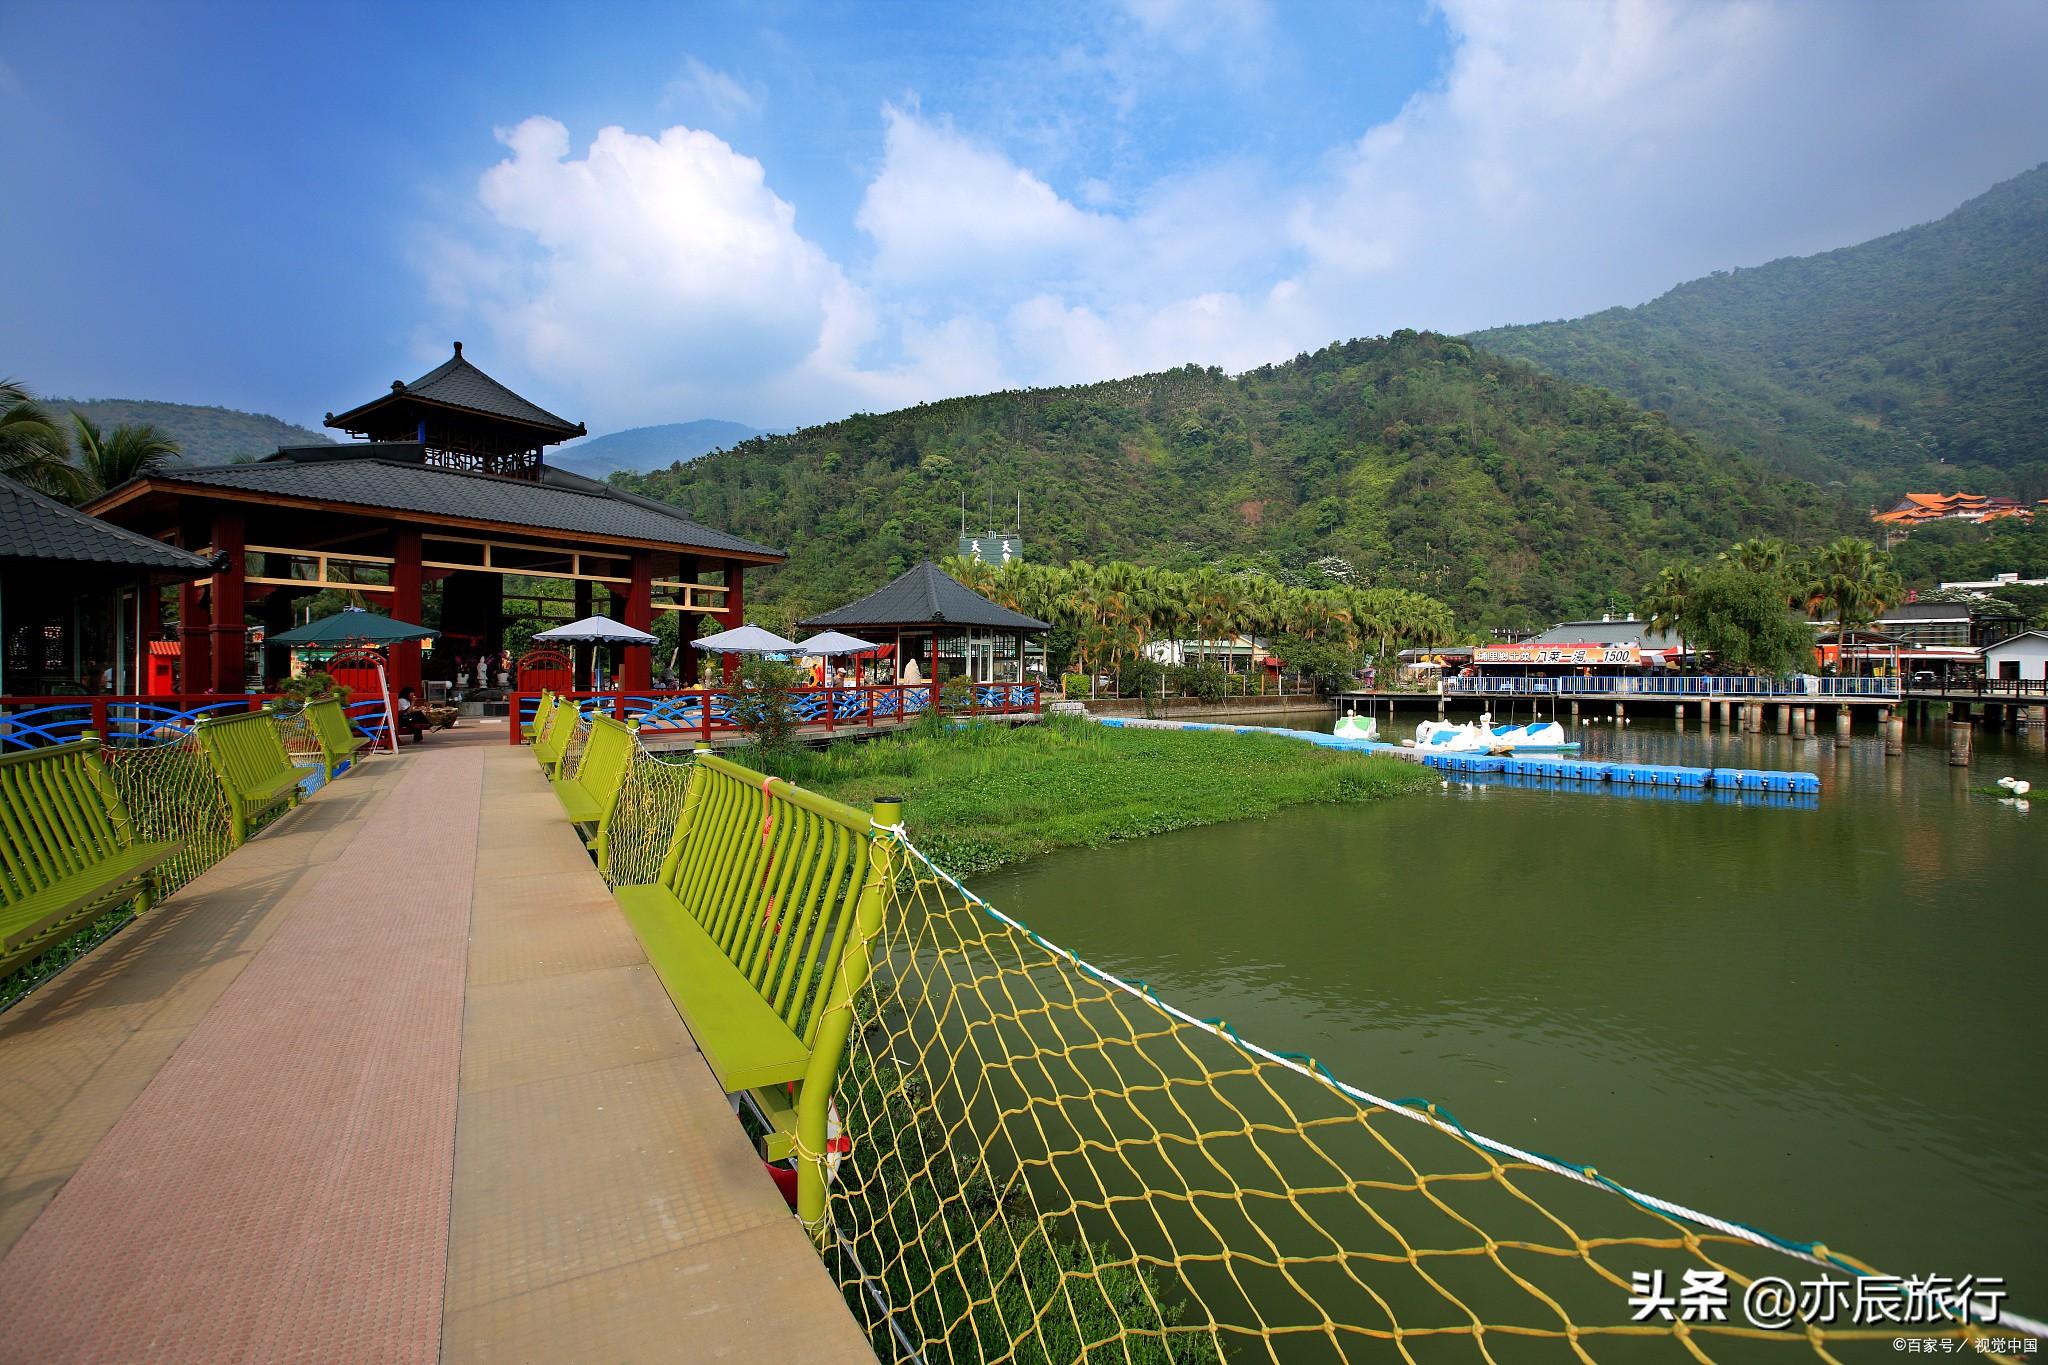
267 608 436 754
533 614 657 645
691 624 801 654
795 630 881 656
534 615 657 691
267 606 439 647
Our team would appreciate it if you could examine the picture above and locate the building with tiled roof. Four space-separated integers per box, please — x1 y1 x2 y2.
81 347 781 695
2 474 212 694
1871 491 2034 530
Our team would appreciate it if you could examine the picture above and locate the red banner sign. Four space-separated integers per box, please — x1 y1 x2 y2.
1474 643 1642 667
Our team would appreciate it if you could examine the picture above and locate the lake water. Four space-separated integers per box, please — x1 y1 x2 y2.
973 709 2048 1301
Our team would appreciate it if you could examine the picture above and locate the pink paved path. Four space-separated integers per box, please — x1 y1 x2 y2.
0 748 483 1363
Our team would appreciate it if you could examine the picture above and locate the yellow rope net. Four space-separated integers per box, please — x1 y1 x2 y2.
603 744 697 888
99 735 238 901
817 827 2031 1364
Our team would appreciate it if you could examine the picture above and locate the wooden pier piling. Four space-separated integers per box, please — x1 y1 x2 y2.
1948 719 1972 766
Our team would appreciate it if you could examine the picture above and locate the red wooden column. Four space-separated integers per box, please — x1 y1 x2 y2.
719 559 745 686
621 551 654 690
209 511 247 695
178 579 210 694
390 529 424 696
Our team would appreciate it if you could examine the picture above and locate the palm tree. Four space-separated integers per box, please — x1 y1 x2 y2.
1803 538 1905 675
1640 563 1697 660
0 380 84 499
1719 537 1787 576
69 413 180 496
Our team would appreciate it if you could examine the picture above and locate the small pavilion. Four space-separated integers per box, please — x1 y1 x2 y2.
799 560 1049 686
1 473 211 695
83 344 782 695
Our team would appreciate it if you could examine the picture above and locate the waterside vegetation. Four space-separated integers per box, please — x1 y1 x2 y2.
730 714 1434 878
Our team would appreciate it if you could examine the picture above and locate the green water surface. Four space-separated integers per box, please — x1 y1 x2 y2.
972 712 2048 1306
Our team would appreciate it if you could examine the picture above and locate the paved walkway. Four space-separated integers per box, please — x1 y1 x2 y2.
0 740 872 1363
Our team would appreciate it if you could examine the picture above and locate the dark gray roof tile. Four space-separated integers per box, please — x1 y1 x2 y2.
800 561 1049 631
326 343 584 438
1 474 212 571
144 458 781 558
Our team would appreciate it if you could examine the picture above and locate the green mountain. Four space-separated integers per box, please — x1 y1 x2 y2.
51 398 330 463
1470 164 2048 500
621 331 1853 632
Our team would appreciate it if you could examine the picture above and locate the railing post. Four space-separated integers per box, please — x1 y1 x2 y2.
796 794 902 1233
700 687 712 744
824 684 835 733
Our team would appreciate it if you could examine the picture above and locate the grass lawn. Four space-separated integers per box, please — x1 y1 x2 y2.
738 713 1434 877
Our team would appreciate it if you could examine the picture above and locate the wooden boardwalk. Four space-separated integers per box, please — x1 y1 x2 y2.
0 732 872 1362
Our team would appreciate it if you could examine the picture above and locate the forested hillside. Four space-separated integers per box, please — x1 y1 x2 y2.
622 332 1853 632
52 398 329 463
1471 164 2048 499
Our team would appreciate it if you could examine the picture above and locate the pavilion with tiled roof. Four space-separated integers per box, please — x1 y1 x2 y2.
84 344 782 695
800 560 1049 688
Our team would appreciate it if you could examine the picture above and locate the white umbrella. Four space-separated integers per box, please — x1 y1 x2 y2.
796 630 882 656
691 623 801 655
534 614 658 644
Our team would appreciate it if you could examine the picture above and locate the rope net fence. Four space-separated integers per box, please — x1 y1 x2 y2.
808 825 2033 1365
603 743 698 889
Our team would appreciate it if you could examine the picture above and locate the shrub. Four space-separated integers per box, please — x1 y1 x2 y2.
277 670 350 705
1061 672 1089 700
939 673 975 711
1270 634 1359 696
727 658 802 752
1168 664 1228 703
1117 656 1166 698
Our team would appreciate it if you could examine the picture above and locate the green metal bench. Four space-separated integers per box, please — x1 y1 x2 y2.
0 735 182 978
304 696 372 781
532 696 578 778
552 712 637 872
613 752 900 1224
194 708 319 845
523 689 558 743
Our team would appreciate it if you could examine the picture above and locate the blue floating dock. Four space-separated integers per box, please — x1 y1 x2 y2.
1092 716 1820 800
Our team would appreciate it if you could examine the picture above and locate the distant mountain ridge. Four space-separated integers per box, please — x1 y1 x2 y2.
52 398 330 464
552 419 766 478
619 332 1855 632
1470 163 2048 500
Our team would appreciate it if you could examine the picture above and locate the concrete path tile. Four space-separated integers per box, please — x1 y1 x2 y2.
0 749 482 1362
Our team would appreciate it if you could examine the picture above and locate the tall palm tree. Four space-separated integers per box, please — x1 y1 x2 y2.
68 413 180 497
1640 563 1697 659
1803 538 1904 675
1719 537 1787 576
0 380 84 499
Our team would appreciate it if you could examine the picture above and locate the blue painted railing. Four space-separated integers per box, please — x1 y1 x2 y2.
508 681 1018 744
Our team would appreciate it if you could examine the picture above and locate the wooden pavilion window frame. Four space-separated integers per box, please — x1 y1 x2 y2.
243 543 397 594
651 579 729 614
422 532 627 585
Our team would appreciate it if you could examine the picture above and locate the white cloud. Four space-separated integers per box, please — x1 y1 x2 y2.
428 1 2048 430
662 56 761 123
450 116 857 421
856 105 1112 284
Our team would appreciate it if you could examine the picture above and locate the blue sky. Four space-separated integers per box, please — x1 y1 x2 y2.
5 0 2048 436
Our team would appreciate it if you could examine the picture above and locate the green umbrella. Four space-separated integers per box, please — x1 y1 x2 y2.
268 606 439 648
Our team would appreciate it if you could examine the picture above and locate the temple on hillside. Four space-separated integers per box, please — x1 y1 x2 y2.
1871 491 2039 530
82 344 782 696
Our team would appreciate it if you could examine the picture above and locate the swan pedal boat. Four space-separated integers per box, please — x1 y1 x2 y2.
1405 713 1580 755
